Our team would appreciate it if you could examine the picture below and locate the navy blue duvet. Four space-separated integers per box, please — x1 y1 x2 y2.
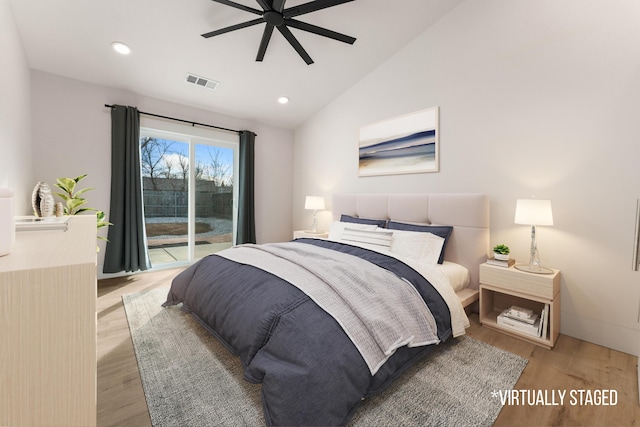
164 239 452 426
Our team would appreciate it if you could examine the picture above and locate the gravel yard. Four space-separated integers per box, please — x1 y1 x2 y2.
145 217 233 240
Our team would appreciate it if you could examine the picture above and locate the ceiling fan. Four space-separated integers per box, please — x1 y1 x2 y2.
201 0 356 65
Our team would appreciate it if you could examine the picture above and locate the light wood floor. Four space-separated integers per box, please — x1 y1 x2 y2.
97 268 640 427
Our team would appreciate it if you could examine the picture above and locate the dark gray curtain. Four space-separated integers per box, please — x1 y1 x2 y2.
236 130 256 244
103 105 150 273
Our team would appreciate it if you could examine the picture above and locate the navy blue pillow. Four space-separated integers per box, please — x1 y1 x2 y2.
340 214 387 228
387 221 453 264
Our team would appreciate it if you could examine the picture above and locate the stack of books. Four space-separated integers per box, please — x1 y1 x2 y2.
486 257 515 268
497 305 549 338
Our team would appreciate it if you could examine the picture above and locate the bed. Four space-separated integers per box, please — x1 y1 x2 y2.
332 193 489 306
163 192 490 426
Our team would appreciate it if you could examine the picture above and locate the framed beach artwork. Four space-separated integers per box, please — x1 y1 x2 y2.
358 107 439 176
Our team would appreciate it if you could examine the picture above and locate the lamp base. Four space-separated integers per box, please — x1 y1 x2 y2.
514 264 554 274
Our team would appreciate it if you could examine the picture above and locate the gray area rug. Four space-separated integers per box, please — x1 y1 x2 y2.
124 287 528 427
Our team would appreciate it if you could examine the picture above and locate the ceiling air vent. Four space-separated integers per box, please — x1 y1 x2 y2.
186 73 219 91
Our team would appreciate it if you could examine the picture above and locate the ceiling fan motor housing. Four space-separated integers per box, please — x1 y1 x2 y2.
263 10 284 26
202 0 356 65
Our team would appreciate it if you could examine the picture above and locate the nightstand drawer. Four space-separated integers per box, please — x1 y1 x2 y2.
479 263 560 299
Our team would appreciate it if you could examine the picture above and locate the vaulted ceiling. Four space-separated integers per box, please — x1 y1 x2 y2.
9 0 463 129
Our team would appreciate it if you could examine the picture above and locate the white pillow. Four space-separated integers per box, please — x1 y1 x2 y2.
341 227 393 250
328 221 377 241
437 261 470 292
389 229 444 265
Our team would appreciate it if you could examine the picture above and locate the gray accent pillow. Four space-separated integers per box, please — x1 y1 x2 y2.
340 214 387 228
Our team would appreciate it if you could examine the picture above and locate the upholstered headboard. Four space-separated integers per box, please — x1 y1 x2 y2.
332 193 490 290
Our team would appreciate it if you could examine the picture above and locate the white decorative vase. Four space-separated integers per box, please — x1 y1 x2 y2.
0 188 15 256
32 182 55 217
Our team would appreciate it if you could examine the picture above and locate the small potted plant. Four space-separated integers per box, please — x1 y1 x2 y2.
54 174 112 246
493 244 510 261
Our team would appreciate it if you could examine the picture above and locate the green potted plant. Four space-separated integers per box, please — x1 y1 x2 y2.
54 174 111 243
493 243 510 261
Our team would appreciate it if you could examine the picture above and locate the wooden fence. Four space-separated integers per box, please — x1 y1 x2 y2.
143 190 232 218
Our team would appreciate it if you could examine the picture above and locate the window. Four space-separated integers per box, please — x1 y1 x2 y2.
139 117 238 268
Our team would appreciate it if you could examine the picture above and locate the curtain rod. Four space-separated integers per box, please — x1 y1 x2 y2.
104 104 240 135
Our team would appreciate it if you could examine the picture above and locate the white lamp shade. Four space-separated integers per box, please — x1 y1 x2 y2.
514 199 553 226
305 196 325 210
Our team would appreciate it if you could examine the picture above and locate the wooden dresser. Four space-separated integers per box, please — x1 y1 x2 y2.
0 215 97 426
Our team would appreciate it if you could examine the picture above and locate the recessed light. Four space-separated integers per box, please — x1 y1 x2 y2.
111 41 131 55
278 96 290 104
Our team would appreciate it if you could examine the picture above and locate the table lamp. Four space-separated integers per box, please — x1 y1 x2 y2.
305 196 325 234
514 199 554 274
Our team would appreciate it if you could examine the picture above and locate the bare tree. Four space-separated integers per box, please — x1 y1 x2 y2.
194 161 206 181
140 137 174 190
175 155 189 191
206 147 232 187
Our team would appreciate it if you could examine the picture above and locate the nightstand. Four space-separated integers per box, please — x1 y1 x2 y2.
479 263 560 349
293 230 329 239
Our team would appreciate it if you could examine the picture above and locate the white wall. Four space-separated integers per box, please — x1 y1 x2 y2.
293 0 640 355
30 71 294 273
0 0 32 213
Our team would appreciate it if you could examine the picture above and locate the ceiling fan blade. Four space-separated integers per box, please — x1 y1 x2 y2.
256 24 275 61
201 18 264 38
283 0 354 18
286 19 355 44
210 0 263 15
277 25 313 64
255 0 273 11
273 0 286 12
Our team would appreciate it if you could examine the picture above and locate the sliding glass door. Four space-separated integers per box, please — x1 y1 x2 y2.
139 125 237 268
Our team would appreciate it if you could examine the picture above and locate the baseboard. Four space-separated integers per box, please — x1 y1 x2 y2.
561 311 639 356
